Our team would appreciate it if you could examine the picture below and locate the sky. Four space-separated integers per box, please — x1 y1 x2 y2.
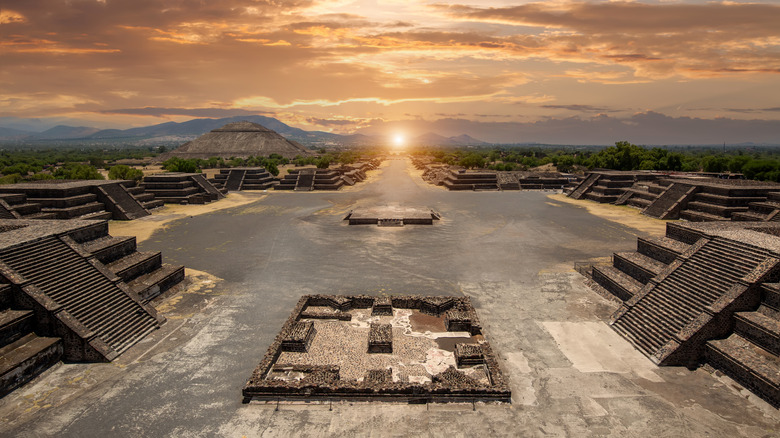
2 0 780 144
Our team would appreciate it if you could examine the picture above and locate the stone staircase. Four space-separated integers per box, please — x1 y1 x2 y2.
124 183 164 211
0 194 55 220
705 282 779 407
581 221 780 407
0 219 186 396
0 283 62 397
96 182 150 220
612 238 772 358
293 170 315 191
223 169 246 191
190 174 225 201
733 192 780 222
0 236 160 356
568 173 601 199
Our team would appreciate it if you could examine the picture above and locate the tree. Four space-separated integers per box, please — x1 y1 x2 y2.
53 163 104 180
162 157 199 173
266 162 279 176
458 153 485 169
108 165 144 181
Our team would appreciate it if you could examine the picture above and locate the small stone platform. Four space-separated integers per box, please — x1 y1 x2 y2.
344 206 441 226
243 294 510 403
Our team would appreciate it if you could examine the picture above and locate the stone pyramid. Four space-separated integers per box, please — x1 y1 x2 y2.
165 121 312 160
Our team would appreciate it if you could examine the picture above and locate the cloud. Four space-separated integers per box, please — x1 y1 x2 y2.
541 104 621 113
99 107 272 118
306 117 355 126
439 2 780 78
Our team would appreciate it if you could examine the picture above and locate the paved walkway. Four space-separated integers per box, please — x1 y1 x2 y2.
1 158 777 437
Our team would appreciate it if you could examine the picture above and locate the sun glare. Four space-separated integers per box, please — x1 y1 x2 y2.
393 134 405 148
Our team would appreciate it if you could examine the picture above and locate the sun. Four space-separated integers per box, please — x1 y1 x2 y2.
393 134 406 148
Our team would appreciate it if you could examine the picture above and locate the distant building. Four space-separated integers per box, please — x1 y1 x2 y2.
161 121 313 160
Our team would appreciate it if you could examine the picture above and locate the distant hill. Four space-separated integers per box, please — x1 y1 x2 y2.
0 114 490 148
413 132 487 146
38 125 101 139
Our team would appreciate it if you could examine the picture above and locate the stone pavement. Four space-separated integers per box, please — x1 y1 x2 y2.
0 158 777 437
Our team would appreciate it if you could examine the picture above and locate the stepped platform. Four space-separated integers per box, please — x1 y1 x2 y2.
0 180 153 221
211 167 276 191
569 171 780 222
734 192 780 222
0 219 185 396
275 169 346 191
441 170 499 191
243 295 509 403
141 173 223 204
578 221 780 407
568 171 659 201
344 206 440 226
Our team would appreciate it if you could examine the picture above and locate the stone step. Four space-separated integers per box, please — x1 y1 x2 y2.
705 334 779 408
613 251 665 284
41 201 106 219
142 199 165 210
732 211 770 222
734 311 780 355
81 235 137 264
27 193 97 208
628 197 652 209
127 264 185 303
637 236 689 264
679 209 730 222
77 210 113 221
591 265 643 302
0 309 34 346
106 251 162 283
761 283 780 311
0 333 62 397
692 193 765 207
11 203 43 216
132 192 155 202
685 201 748 218
745 201 780 215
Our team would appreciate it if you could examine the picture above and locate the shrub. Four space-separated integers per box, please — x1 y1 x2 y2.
108 165 144 181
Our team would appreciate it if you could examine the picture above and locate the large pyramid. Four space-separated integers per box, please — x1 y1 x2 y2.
164 121 313 160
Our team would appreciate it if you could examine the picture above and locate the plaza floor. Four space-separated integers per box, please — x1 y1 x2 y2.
0 158 777 437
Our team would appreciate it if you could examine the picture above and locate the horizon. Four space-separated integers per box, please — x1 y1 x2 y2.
2 1 780 144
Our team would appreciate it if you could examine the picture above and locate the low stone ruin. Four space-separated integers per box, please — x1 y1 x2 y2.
413 160 579 192
367 322 392 353
141 173 225 204
577 221 779 407
209 167 277 192
275 169 344 191
344 205 441 226
568 170 780 222
0 180 162 221
243 294 510 403
0 219 185 396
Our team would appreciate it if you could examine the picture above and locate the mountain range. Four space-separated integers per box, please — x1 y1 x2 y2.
0 115 488 147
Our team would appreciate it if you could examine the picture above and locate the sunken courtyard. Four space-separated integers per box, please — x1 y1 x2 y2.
0 158 777 436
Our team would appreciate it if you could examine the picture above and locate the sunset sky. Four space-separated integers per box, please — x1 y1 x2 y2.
2 0 780 144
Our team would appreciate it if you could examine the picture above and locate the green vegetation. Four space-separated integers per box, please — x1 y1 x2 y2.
0 146 153 184
414 141 780 181
53 163 104 180
108 165 144 181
